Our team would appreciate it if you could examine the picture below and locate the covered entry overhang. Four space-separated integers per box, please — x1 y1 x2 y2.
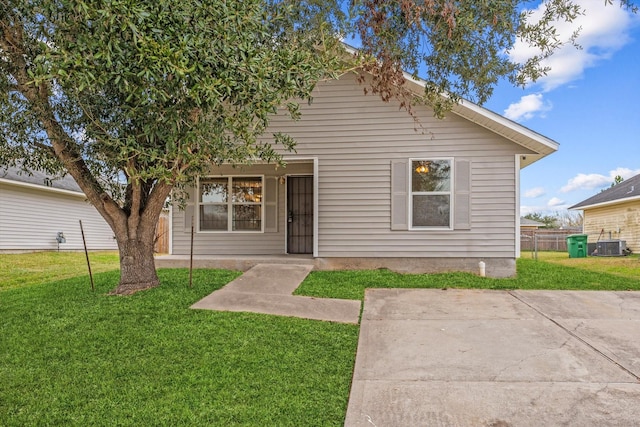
170 157 318 258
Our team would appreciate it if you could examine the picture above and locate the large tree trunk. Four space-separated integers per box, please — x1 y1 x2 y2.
88 181 164 297
108 182 172 295
112 236 159 295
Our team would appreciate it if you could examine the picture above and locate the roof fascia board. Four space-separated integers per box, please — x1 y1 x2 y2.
0 177 86 198
570 195 640 211
401 72 559 156
454 98 558 153
339 44 559 162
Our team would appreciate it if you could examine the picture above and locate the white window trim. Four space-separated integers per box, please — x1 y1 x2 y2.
282 156 319 257
408 157 454 231
197 175 265 233
515 154 521 258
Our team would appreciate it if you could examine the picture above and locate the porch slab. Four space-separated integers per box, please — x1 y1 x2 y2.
190 263 361 324
155 254 314 272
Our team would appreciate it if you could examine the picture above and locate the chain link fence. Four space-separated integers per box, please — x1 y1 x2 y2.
520 229 581 254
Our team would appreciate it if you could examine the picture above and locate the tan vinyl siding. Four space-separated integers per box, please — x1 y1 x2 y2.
0 183 118 251
582 201 640 252
171 72 535 258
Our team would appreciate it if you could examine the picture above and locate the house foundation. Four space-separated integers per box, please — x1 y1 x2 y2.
155 255 516 278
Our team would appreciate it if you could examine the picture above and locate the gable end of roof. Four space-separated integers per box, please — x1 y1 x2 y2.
400 72 559 168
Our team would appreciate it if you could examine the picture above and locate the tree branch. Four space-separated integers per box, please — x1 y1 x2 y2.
2 16 127 233
140 178 173 240
126 159 142 240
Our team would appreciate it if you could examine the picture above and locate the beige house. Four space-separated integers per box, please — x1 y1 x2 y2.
569 173 640 254
0 167 118 252
168 72 558 277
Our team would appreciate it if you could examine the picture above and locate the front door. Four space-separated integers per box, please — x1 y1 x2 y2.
287 176 313 254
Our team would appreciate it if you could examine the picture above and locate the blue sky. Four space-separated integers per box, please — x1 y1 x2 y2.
482 0 640 217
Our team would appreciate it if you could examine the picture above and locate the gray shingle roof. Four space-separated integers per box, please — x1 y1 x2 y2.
520 217 545 227
569 173 640 209
0 166 83 193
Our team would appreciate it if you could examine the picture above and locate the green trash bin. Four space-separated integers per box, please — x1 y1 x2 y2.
566 234 588 258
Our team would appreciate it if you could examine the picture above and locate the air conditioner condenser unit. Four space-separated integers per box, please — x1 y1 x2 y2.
595 240 627 256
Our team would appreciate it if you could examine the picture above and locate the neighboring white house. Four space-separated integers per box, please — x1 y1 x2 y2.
166 72 559 278
0 167 118 252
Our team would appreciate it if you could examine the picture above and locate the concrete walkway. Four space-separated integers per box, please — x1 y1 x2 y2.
190 264 361 324
345 289 640 426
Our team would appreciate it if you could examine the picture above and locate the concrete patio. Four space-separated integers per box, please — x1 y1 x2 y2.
345 289 640 426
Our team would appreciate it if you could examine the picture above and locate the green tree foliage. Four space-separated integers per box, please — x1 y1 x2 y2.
1 0 634 292
349 0 634 116
524 211 583 229
600 175 624 192
1 0 345 293
556 210 583 229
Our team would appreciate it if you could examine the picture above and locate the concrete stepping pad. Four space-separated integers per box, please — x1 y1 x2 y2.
191 263 361 324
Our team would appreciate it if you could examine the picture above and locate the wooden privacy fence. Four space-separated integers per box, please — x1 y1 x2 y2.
154 211 169 254
520 229 580 252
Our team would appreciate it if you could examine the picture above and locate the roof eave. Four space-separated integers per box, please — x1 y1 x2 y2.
569 195 640 210
0 177 86 198
401 72 559 168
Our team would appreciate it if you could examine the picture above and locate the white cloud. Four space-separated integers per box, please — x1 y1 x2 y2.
561 173 610 193
509 0 636 91
560 167 640 192
547 197 565 207
504 93 552 121
520 205 542 216
520 204 560 216
608 167 640 181
524 187 546 198
521 200 571 216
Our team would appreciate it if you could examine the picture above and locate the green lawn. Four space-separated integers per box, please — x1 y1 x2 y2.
532 250 640 280
0 251 120 290
2 251 639 426
296 254 640 300
1 268 358 426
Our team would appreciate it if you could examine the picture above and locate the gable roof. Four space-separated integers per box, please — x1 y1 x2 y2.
520 217 545 227
401 73 559 168
569 173 640 210
0 165 83 195
338 44 559 168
